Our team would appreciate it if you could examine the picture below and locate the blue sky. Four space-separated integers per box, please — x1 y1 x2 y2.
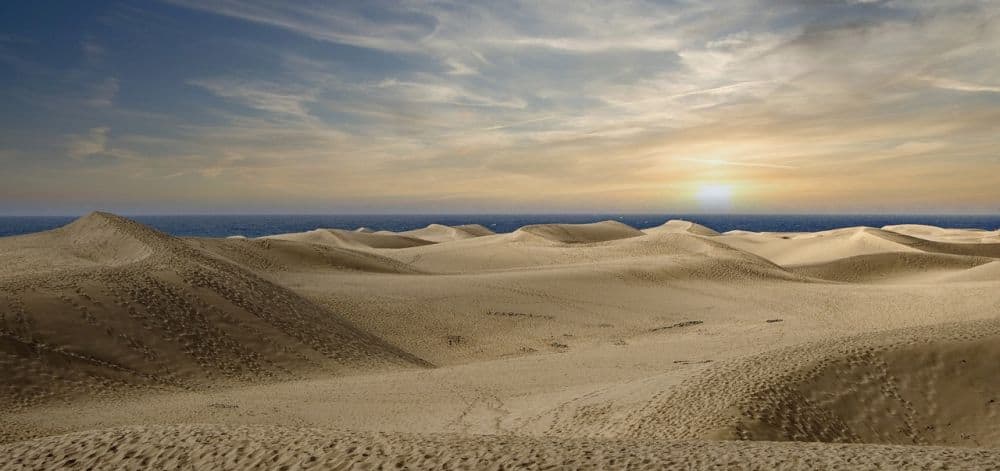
1 1 999 214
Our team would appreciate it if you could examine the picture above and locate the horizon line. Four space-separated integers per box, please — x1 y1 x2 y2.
3 211 1000 218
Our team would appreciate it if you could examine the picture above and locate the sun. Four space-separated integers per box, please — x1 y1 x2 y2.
695 183 734 209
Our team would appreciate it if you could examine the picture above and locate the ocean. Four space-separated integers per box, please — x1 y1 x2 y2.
1 214 999 238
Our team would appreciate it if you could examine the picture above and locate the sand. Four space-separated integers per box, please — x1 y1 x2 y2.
2 213 1000 469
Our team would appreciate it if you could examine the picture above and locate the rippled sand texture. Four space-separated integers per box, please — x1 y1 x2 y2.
2 212 1000 469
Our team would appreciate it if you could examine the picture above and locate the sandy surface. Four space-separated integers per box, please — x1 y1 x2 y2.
2 212 1000 469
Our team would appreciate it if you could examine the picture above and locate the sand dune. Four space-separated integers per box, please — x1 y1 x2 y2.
264 228 434 249
718 226 1000 266
3 213 1000 469
743 333 1000 447
189 237 419 274
716 227 923 266
382 227 791 277
643 219 720 236
0 212 427 412
512 220 644 244
640 318 1000 447
790 252 994 283
937 260 1000 283
395 223 495 243
883 224 1000 243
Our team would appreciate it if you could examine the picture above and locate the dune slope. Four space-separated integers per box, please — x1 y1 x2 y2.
188 237 419 274
789 252 994 283
0 213 428 411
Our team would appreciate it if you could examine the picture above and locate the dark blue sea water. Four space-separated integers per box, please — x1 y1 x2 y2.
1 214 999 238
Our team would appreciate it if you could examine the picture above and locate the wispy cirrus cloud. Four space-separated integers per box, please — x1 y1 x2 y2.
87 77 119 107
187 78 318 119
66 127 111 159
162 0 436 54
81 37 106 64
677 158 798 170
921 76 1000 93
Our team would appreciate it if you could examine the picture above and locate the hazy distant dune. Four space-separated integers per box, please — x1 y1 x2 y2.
512 220 645 244
396 223 496 243
264 228 434 249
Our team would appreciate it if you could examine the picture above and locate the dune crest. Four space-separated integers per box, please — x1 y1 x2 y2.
399 223 495 243
718 226 969 266
884 224 1000 243
58 211 171 265
643 219 720 236
512 220 644 244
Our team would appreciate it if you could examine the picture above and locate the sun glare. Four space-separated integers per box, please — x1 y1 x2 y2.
695 183 734 208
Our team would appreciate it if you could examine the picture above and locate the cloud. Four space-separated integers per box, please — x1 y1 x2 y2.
187 78 317 119
371 78 526 109
677 158 798 169
922 76 1000 93
66 127 111 159
81 38 106 64
163 0 434 54
443 58 478 76
87 77 120 107
485 35 681 53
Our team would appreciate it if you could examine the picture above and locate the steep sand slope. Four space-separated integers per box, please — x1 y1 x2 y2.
0 213 427 412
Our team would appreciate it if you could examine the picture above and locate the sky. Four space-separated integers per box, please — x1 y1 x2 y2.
1 0 999 215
